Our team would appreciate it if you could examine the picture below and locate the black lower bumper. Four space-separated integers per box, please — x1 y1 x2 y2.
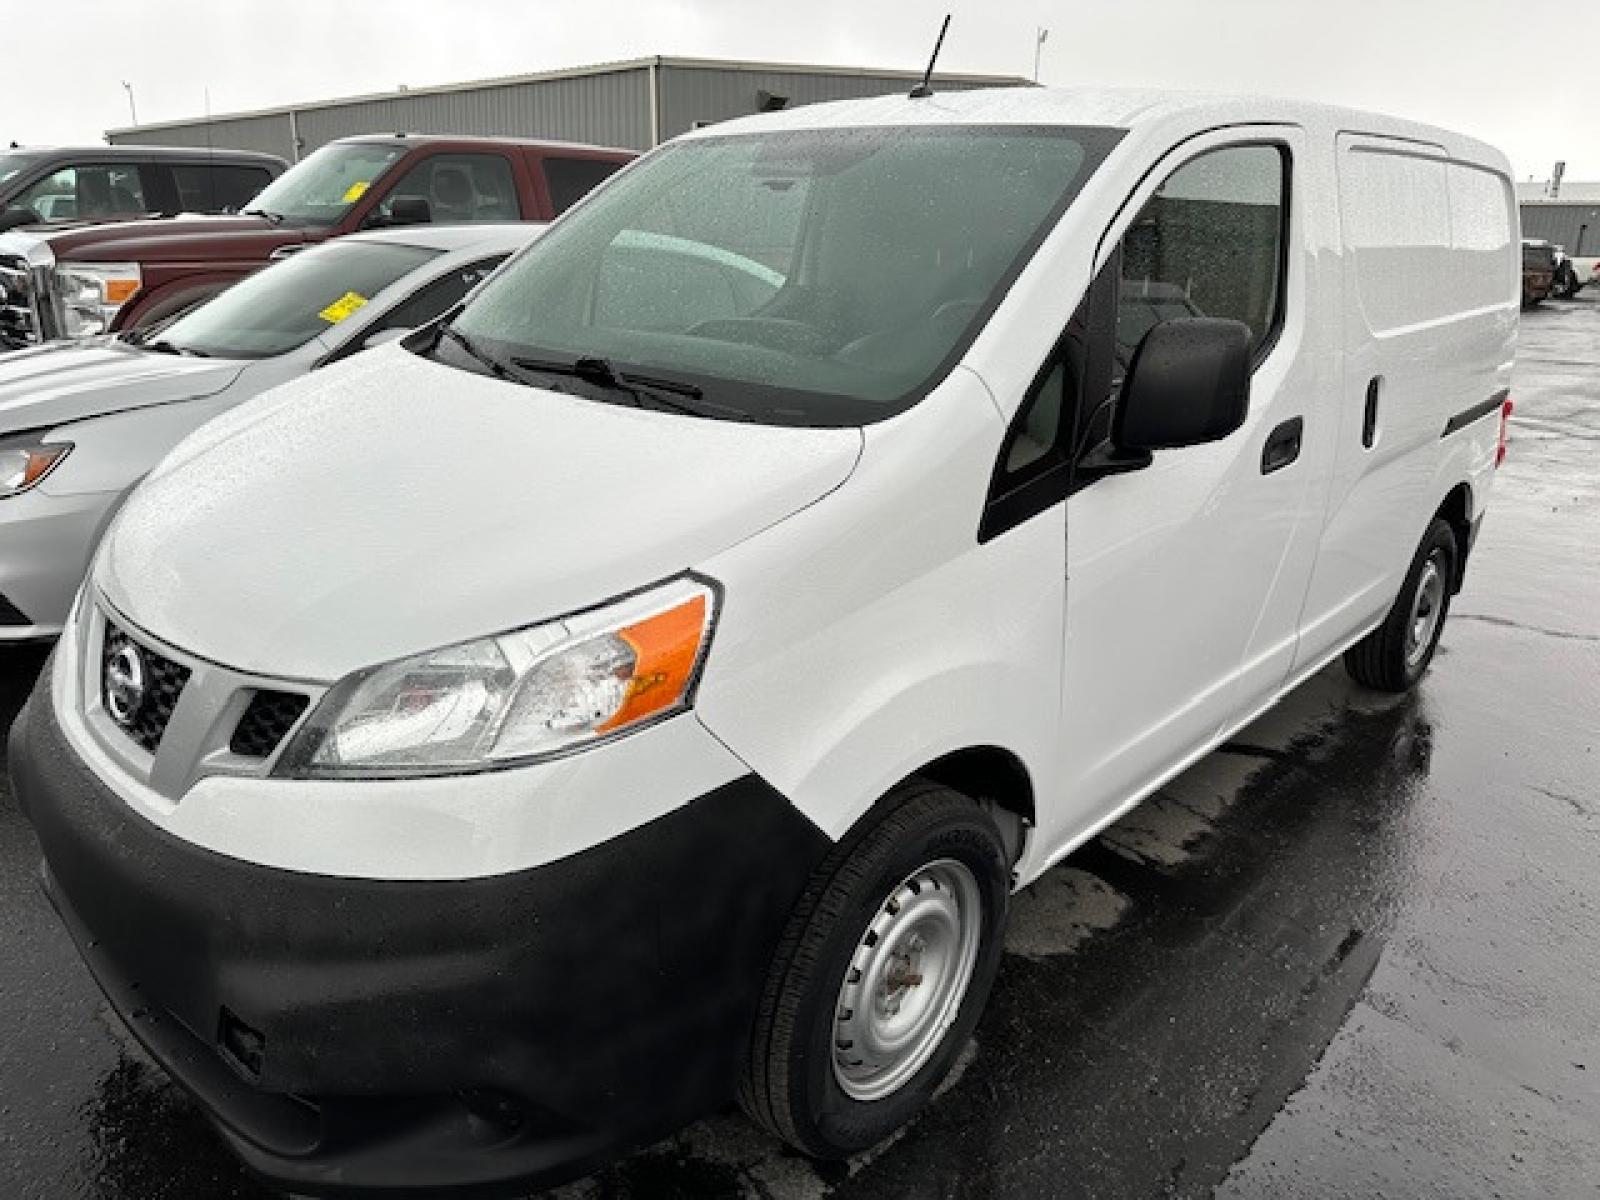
10 679 830 1196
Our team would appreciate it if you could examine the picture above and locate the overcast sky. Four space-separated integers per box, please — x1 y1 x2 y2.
9 0 1597 181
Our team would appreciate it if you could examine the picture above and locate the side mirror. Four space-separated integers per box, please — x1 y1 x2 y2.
1116 317 1251 451
0 206 42 232
386 196 432 227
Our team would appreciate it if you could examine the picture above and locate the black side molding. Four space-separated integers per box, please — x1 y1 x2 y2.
1442 389 1509 438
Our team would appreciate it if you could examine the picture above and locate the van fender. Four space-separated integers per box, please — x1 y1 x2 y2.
702 657 1050 849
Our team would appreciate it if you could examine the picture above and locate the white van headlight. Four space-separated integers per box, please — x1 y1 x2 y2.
275 578 717 777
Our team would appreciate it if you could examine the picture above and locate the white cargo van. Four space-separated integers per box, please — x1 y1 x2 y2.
11 88 1518 1195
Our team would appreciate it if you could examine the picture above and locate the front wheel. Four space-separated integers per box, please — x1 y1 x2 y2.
1344 517 1458 692
738 781 1010 1158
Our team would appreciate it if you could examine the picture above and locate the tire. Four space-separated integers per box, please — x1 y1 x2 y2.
738 780 1010 1159
1344 517 1458 692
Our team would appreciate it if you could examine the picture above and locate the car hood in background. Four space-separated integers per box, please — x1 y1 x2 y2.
0 340 245 434
98 345 864 681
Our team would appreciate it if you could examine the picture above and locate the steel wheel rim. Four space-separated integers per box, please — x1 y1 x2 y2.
1405 554 1447 668
832 858 983 1103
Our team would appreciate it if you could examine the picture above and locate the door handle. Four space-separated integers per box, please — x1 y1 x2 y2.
1363 377 1381 448
1261 417 1304 475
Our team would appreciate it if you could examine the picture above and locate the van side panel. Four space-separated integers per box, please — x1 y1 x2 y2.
1292 137 1516 670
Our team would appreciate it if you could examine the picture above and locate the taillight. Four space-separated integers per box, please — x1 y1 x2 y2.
1495 396 1513 467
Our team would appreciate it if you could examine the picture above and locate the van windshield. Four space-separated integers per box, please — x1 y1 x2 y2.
440 125 1122 426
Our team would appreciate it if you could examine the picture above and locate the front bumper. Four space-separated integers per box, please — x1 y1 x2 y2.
0 486 113 641
11 681 831 1196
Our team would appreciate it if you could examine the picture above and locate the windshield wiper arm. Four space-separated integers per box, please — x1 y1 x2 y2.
241 207 285 225
436 325 526 383
509 354 742 420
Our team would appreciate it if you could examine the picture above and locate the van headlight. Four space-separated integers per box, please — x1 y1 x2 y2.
275 577 717 777
0 432 72 497
52 262 142 337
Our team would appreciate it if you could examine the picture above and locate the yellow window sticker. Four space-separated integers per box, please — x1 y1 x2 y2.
341 180 370 203
318 291 369 324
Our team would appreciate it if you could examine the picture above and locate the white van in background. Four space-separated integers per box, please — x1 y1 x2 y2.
11 88 1518 1196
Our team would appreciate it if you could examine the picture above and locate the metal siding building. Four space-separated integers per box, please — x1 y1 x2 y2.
1517 182 1600 254
106 57 1028 162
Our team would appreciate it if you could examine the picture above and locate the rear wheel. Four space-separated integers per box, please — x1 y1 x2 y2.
1344 517 1458 692
739 781 1009 1158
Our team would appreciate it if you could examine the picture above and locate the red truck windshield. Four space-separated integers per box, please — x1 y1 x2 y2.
245 143 404 226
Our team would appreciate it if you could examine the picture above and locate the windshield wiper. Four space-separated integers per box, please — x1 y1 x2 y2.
509 354 743 420
436 325 524 383
241 207 285 225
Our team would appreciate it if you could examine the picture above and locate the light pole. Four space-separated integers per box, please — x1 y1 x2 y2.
121 81 138 126
1034 27 1049 82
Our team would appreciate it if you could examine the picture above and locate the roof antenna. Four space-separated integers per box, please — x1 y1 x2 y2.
909 14 951 99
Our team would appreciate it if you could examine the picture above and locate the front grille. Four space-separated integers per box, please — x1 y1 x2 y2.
230 689 309 758
102 623 192 755
0 253 40 349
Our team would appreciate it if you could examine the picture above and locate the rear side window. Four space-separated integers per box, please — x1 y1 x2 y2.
171 164 274 213
364 255 509 337
13 164 149 222
543 157 624 215
1339 143 1515 331
1116 144 1287 363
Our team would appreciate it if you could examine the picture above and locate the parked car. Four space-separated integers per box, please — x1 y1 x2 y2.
0 222 538 640
0 144 285 233
11 88 1517 1197
0 133 630 349
1522 238 1556 305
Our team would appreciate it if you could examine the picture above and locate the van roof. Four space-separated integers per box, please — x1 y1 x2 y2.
688 86 1504 166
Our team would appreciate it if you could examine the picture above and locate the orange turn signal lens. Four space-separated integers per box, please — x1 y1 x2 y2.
23 449 64 487
103 278 141 305
596 593 710 733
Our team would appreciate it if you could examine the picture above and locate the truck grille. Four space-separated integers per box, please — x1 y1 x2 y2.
103 622 193 755
0 252 41 348
230 690 310 758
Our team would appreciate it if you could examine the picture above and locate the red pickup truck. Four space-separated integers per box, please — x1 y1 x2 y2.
0 133 632 348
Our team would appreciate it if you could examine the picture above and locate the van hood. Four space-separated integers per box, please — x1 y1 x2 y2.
98 345 864 681
0 339 244 434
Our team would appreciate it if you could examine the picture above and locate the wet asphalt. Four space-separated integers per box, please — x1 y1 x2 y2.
2 295 1598 1199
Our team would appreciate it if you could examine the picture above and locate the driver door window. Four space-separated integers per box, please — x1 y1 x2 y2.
1115 145 1286 367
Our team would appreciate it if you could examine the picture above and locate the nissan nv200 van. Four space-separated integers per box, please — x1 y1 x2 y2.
10 87 1519 1196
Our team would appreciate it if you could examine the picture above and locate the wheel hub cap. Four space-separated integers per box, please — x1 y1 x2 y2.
832 859 982 1102
1405 554 1447 668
